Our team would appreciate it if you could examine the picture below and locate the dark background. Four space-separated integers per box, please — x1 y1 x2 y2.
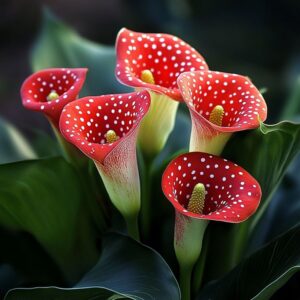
1 0 300 133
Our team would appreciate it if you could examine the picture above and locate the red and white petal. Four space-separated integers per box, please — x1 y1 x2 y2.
177 70 267 132
60 91 150 220
59 91 150 163
115 28 208 101
21 68 87 125
162 152 261 223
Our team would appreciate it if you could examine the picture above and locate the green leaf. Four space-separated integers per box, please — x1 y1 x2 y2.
203 121 300 282
0 117 36 164
32 9 129 96
197 224 300 300
5 233 181 300
0 157 99 285
224 121 300 229
249 156 300 252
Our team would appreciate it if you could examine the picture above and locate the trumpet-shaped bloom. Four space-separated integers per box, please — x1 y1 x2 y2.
115 28 209 158
59 91 151 239
177 71 267 155
115 28 208 100
162 152 261 297
162 152 261 222
21 68 87 128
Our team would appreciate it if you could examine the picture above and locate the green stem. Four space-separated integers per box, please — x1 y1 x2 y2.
140 152 154 242
179 264 193 300
203 222 250 283
174 214 208 299
228 221 250 267
126 213 140 241
50 122 86 168
192 228 210 294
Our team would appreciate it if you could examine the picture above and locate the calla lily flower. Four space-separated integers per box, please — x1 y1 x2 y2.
21 68 87 128
59 91 151 239
162 152 261 299
21 68 88 164
177 71 267 155
115 28 208 158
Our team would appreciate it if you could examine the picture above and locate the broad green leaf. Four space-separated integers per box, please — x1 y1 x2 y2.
249 157 300 252
32 9 129 96
197 224 300 300
6 233 181 300
0 158 99 285
0 117 36 164
224 121 300 229
203 121 300 281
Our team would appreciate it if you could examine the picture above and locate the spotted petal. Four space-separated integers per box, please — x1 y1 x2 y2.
21 68 87 127
177 71 268 154
60 91 150 236
115 28 208 100
162 152 261 223
60 91 150 163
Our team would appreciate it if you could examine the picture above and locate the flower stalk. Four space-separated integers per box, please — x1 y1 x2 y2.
174 212 208 300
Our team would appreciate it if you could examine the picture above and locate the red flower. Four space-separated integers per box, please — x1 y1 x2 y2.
177 71 267 155
59 91 151 239
162 152 262 299
21 68 87 127
115 28 208 101
115 28 209 158
162 152 261 223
